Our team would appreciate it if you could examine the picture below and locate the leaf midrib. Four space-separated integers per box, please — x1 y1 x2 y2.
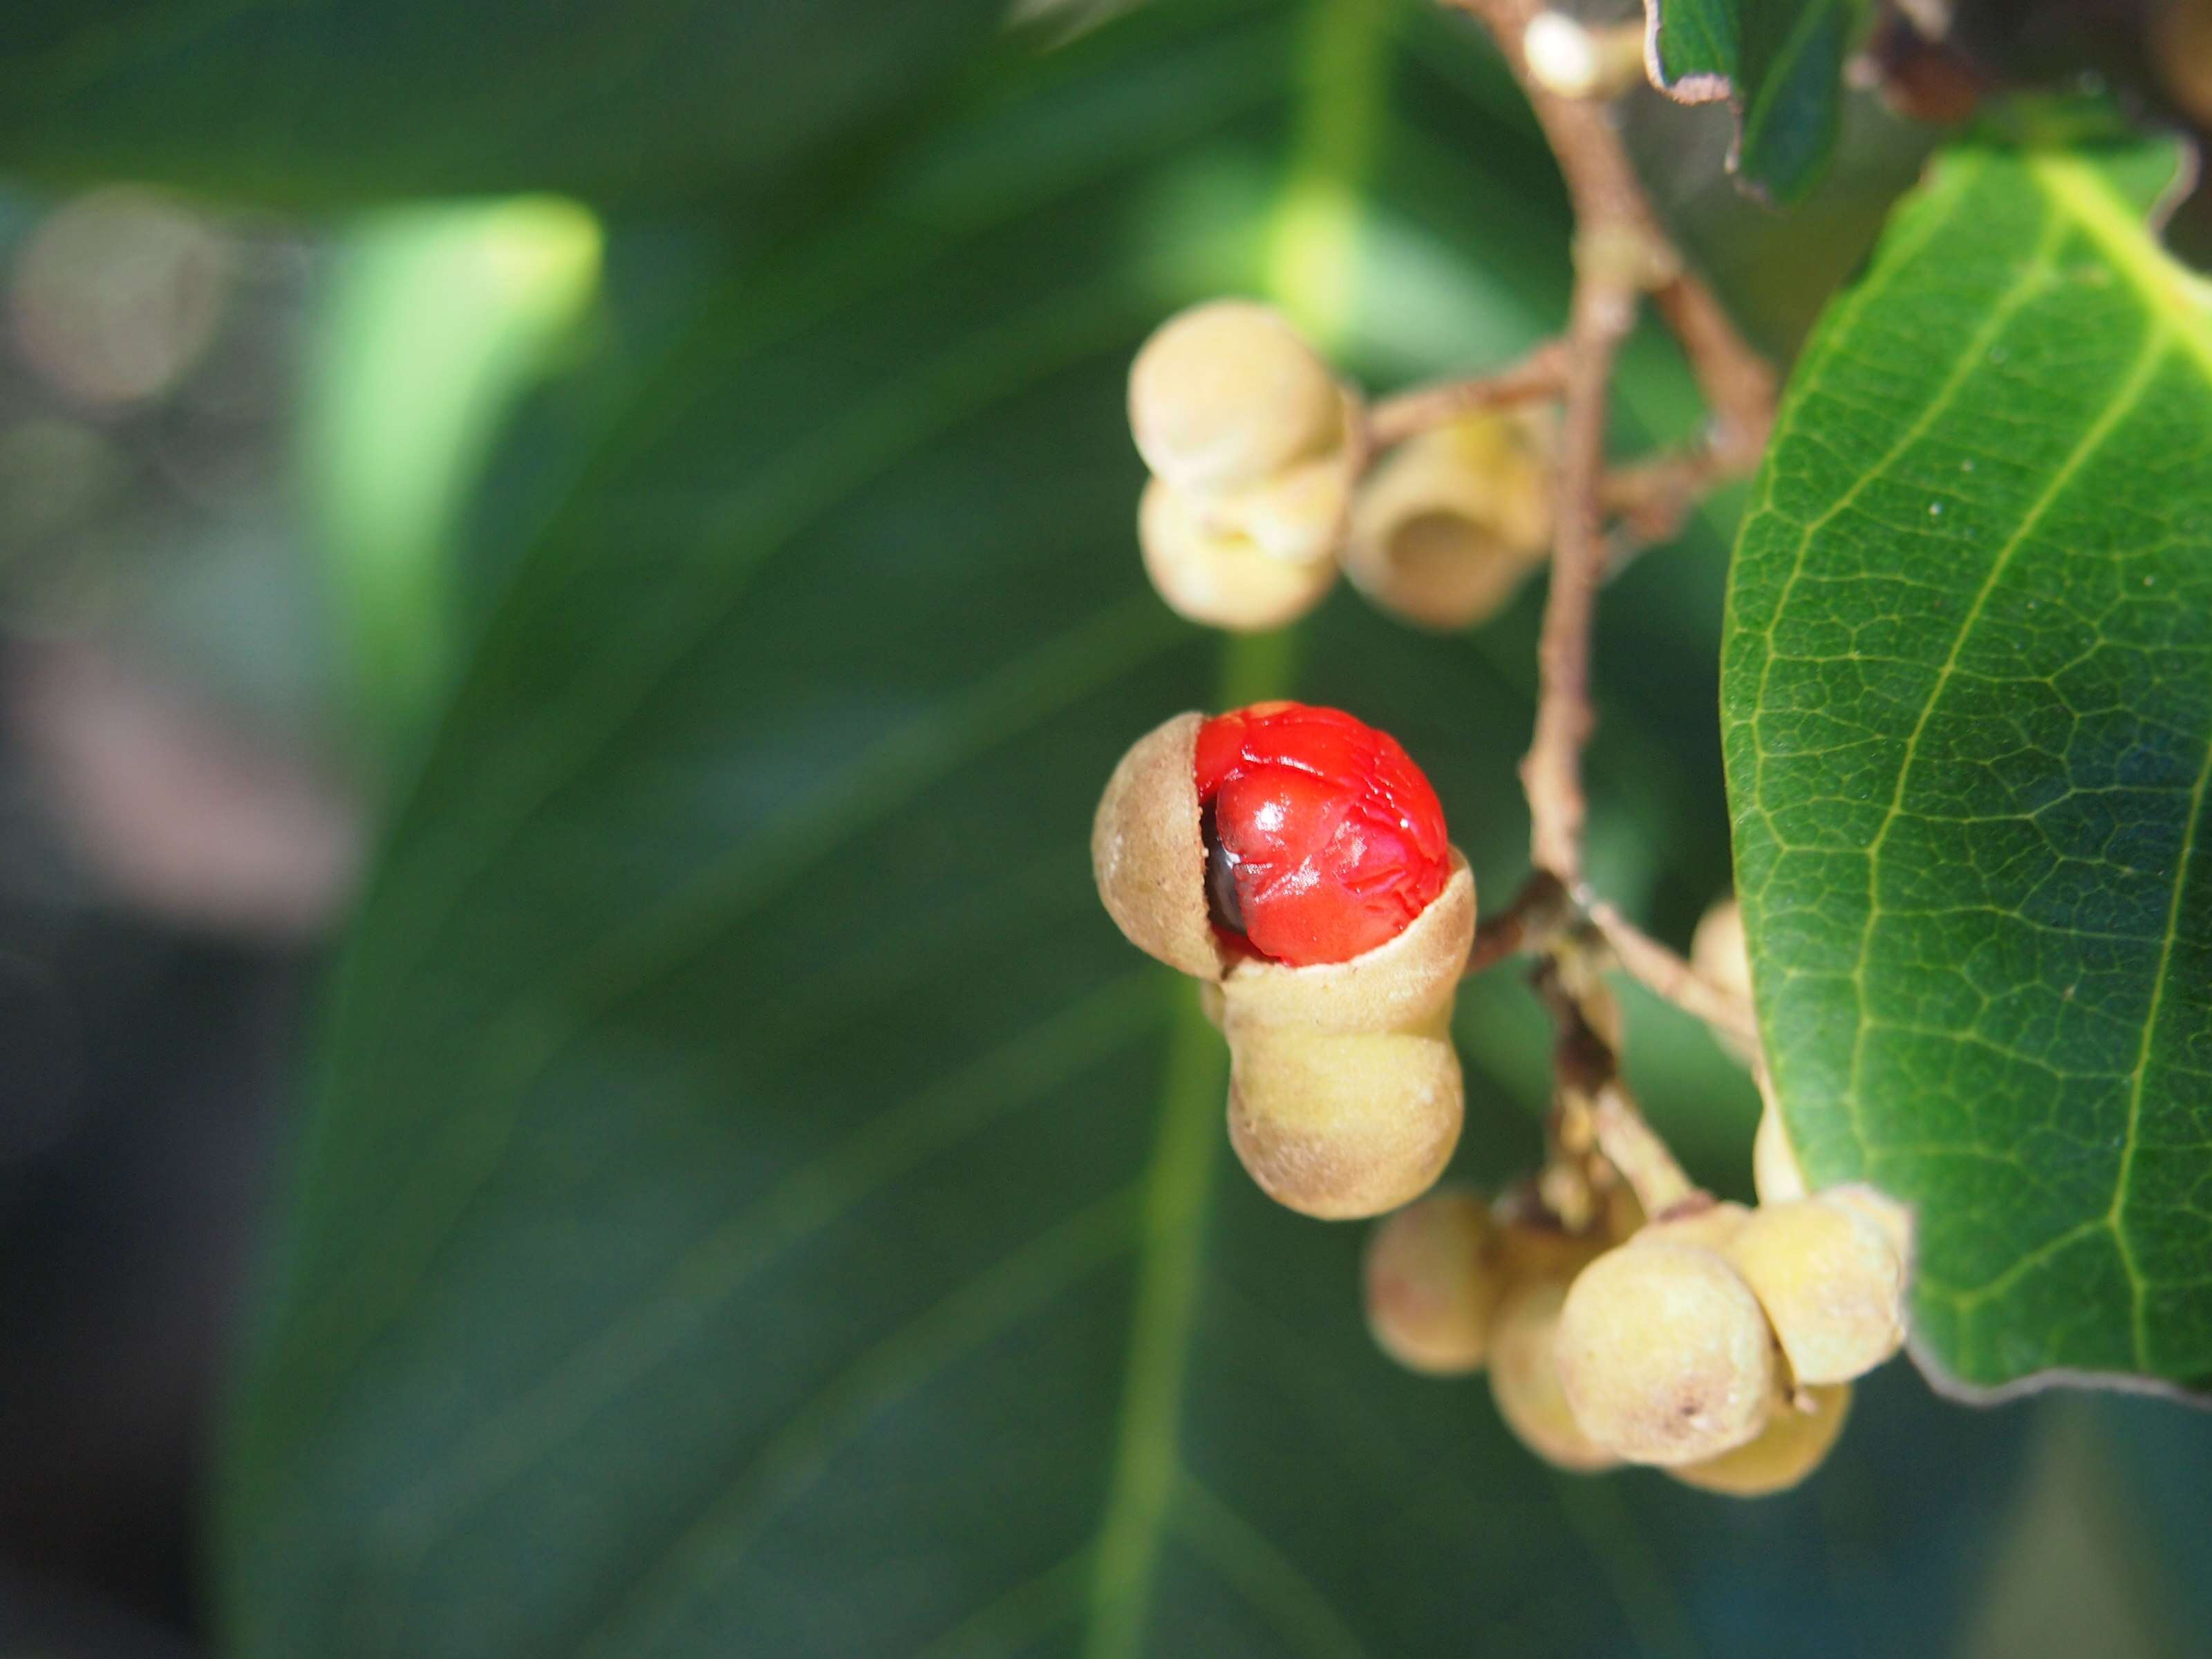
1080 0 1387 1649
2028 153 2212 378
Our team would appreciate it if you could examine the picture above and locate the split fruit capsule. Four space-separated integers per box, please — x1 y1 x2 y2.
1092 701 1472 1219
1138 478 1338 632
1127 300 1362 629
1342 411 1553 630
1129 299 1352 502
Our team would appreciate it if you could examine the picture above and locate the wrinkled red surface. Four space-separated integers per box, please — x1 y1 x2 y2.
1194 700 1449 966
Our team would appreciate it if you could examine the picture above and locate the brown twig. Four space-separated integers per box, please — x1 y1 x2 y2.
1367 355 1750 564
1588 1081 1697 1215
1651 271 1777 471
1463 869 1573 977
1521 270 1635 884
1446 0 1662 885
1364 339 1571 449
1586 899 1758 1050
1444 0 1774 888
1600 443 1730 546
1433 0 1777 1224
1532 949 1698 1219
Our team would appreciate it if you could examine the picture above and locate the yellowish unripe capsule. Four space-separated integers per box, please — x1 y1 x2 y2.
1221 856 1475 1219
1691 894 1756 1066
1137 479 1337 632
1723 1196 1904 1385
1667 1382 1851 1497
1752 1096 1808 1206
1647 1198 1750 1253
1824 1181 1915 1269
1200 444 1358 566
1691 895 1749 1000
1555 1237 1777 1465
1363 1185 1507 1375
1128 299 1346 495
1342 413 1553 630
1490 1275 1620 1472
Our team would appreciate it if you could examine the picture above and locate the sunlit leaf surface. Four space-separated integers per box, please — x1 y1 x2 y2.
1725 133 2212 1395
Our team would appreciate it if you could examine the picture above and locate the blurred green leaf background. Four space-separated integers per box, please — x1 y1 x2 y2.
0 1 2206 1655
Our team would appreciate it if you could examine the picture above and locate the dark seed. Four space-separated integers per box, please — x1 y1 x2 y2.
1201 800 1246 937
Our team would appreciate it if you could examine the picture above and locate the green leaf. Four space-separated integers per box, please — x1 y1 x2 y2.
0 0 1007 207
1642 0 1867 202
224 3 2033 1651
308 198 603 746
1723 131 2212 1396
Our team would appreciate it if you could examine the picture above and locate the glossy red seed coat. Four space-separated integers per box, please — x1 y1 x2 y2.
1194 701 1450 966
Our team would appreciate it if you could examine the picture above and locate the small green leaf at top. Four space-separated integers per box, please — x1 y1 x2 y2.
1724 127 2212 1398
1643 0 1869 202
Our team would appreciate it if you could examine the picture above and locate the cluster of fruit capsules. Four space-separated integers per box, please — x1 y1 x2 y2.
1366 1174 1909 1495
1360 892 1915 1497
1551 895 1910 1495
1365 1183 1642 1472
1093 700 1473 1217
1547 1183 1910 1493
1102 305 1915 1498
1127 299 1554 632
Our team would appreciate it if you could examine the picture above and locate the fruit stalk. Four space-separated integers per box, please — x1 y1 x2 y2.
1443 0 1773 893
1362 338 1569 449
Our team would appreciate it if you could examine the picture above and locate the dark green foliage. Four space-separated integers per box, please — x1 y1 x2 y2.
1724 134 2212 1394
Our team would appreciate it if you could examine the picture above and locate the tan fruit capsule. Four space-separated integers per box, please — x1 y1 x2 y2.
1554 1237 1777 1465
1342 413 1553 630
1490 1275 1620 1472
1198 435 1360 566
1195 980 1226 1031
1090 711 1222 979
1647 1198 1750 1253
1691 895 1756 1066
1668 1382 1851 1497
1823 1182 1915 1271
1221 856 1475 1218
1216 853 1474 1035
1726 1196 1905 1385
1364 1184 1508 1374
1138 479 1337 632
1128 299 1347 495
1227 1022 1461 1220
